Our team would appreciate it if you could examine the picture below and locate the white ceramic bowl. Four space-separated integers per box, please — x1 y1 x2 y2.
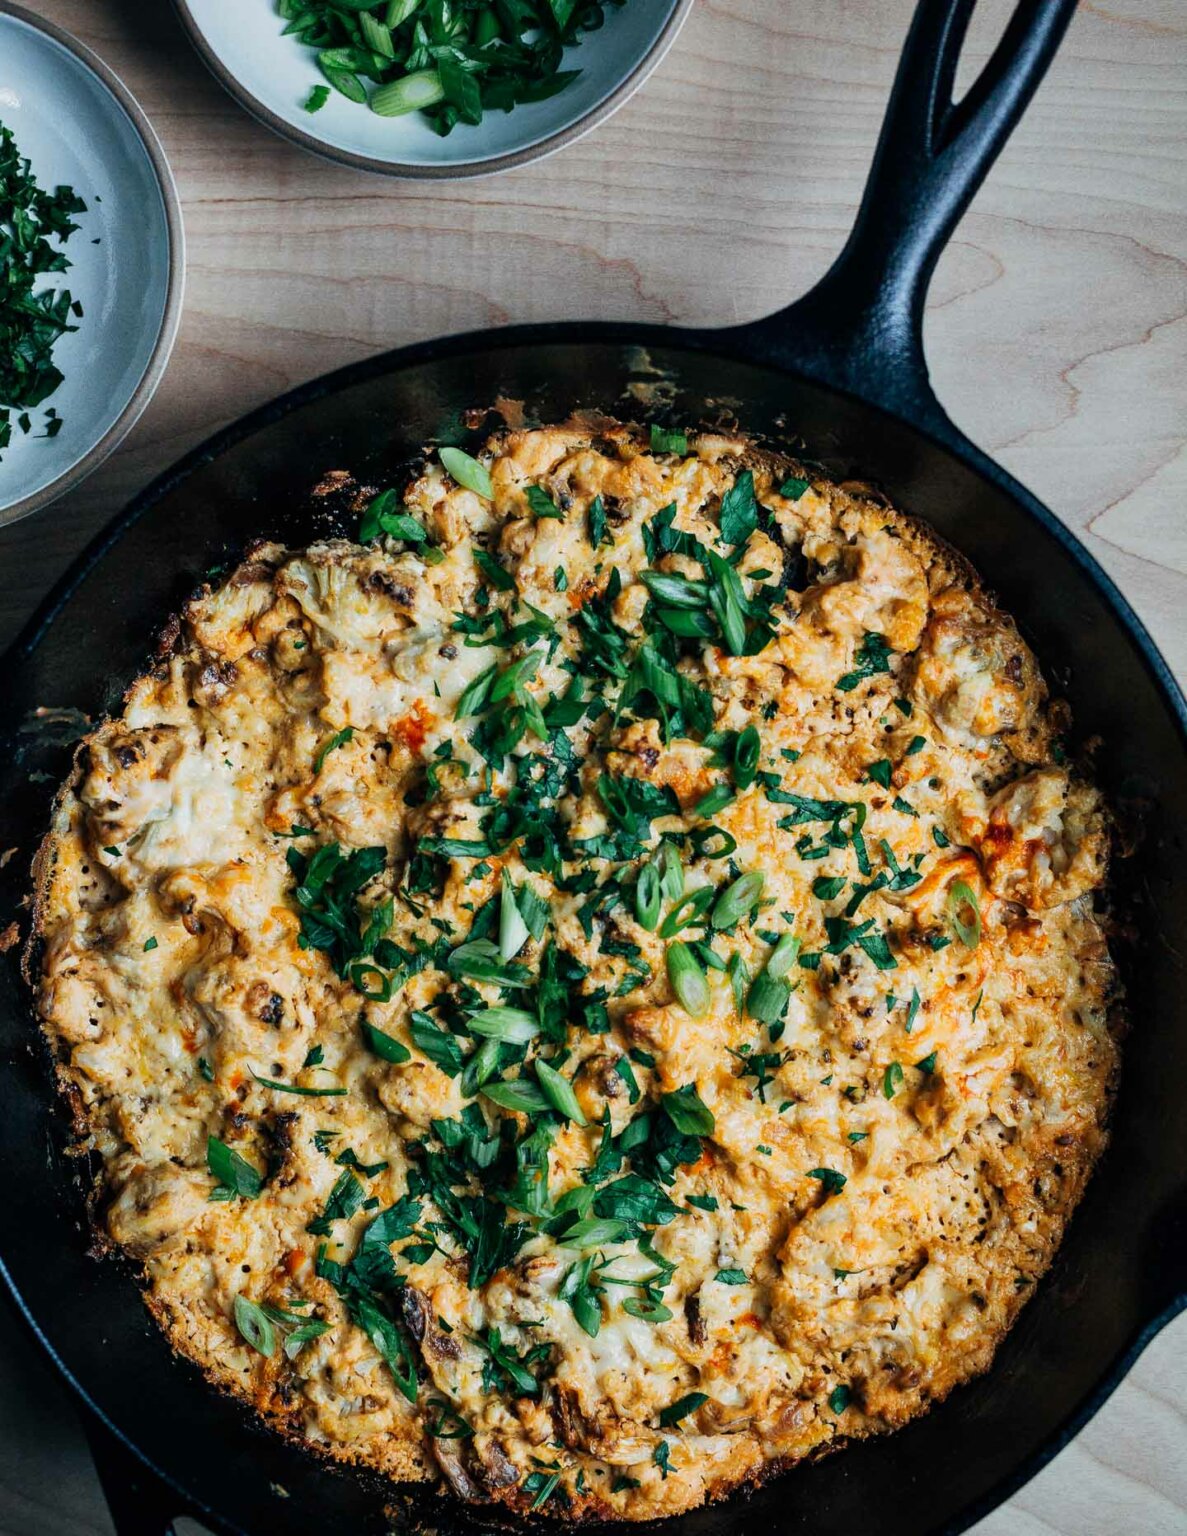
0 4 184 530
172 0 693 179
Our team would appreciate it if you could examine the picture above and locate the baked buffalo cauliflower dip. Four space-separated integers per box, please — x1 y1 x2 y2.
31 421 1119 1521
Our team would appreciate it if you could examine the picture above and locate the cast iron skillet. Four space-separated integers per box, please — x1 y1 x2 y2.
2 3 1185 1534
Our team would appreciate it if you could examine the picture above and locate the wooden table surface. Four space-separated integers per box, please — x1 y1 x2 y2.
2 1 1185 1531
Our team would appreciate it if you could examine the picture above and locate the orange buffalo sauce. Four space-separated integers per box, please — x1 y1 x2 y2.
393 700 431 753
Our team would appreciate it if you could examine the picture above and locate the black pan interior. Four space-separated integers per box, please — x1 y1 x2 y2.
2 332 1186 1536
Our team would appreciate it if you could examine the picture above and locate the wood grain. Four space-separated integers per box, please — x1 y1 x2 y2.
0 0 1185 1531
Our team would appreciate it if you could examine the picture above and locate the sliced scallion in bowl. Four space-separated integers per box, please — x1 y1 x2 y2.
277 0 630 135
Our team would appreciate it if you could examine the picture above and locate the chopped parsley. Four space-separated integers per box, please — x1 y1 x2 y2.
718 468 758 544
525 483 564 520
836 632 893 693
658 1391 708 1427
313 726 354 773
807 1167 847 1196
471 1324 551 1398
0 123 87 457
865 758 892 789
359 488 428 545
251 1071 347 1098
650 424 688 455
207 1136 263 1200
287 841 405 997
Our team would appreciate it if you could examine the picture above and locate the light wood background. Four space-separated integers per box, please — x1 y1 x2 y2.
1 0 1185 1531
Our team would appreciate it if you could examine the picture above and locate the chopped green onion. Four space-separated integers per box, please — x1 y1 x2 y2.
455 662 498 720
667 940 710 1018
233 1295 276 1358
349 964 392 1002
656 841 684 902
747 970 790 1026
693 784 735 818
514 881 550 941
358 11 395 57
362 1022 411 1063
728 953 749 1013
711 871 764 930
482 1078 550 1115
946 880 982 948
535 1058 587 1125
318 54 367 103
747 932 800 1026
439 445 493 499
467 1007 539 1044
557 1217 629 1249
640 570 708 609
371 68 445 117
499 869 529 960
659 886 715 939
635 860 662 931
460 1037 500 1096
766 932 801 980
733 725 761 789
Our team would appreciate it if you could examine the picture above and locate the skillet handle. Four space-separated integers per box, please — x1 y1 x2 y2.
726 0 1079 435
82 1411 189 1536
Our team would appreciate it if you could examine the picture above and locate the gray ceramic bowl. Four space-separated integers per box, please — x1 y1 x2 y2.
0 3 184 530
172 0 694 179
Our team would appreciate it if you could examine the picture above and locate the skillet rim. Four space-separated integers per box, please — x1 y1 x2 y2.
10 319 1187 763
4 316 1187 1536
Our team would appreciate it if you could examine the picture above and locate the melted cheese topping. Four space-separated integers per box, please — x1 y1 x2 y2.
34 424 1119 1521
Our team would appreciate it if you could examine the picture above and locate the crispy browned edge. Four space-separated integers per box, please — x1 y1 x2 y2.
22 417 1126 1525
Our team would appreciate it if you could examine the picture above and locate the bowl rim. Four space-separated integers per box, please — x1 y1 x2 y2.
169 0 696 181
0 1 186 532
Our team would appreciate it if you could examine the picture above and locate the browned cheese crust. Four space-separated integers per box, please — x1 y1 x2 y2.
32 423 1120 1520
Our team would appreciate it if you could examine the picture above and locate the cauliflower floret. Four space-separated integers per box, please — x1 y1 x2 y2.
979 769 1107 910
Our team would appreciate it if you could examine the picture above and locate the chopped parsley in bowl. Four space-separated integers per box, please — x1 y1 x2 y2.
0 120 88 462
0 8 182 527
